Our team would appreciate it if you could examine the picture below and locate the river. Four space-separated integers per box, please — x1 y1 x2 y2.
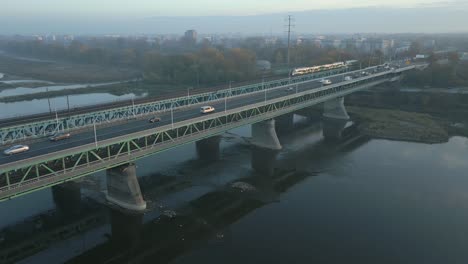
0 81 130 97
0 108 467 263
0 92 146 119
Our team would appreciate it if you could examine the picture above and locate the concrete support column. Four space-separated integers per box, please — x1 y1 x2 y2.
196 135 221 161
322 118 348 141
52 181 81 218
322 97 350 141
275 113 294 135
323 97 349 120
251 119 282 150
106 163 146 211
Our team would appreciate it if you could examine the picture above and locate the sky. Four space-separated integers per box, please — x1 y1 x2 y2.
0 0 467 34
1 0 462 16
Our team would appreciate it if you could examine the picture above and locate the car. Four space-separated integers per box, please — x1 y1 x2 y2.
149 117 161 123
344 76 353 81
320 79 332 85
200 106 215 114
3 145 30 155
49 132 71 141
286 87 294 92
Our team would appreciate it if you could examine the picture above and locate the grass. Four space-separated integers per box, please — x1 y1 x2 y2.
348 106 449 144
0 54 140 83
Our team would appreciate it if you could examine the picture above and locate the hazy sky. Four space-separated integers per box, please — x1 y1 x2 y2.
2 0 462 16
1 0 467 34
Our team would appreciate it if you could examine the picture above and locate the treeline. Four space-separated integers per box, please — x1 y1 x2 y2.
143 47 257 85
239 37 356 67
1 40 257 86
2 40 148 67
403 53 468 87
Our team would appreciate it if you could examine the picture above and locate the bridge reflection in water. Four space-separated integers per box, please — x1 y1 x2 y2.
0 114 367 264
0 99 378 264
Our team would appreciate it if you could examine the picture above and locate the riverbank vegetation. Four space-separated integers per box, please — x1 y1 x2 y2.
348 106 449 143
403 53 468 87
0 54 139 83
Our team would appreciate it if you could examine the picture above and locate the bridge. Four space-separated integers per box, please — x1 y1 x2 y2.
0 62 425 207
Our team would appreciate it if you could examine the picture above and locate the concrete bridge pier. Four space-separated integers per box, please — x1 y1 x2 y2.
52 181 81 218
275 113 294 135
322 97 349 141
196 135 221 161
106 163 146 211
251 119 282 150
251 119 281 176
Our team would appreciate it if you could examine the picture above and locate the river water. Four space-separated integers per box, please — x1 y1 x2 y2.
1 113 468 263
0 81 129 97
0 92 146 119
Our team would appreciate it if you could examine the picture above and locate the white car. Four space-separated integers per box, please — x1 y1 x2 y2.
320 79 332 85
344 76 353 81
200 106 215 114
3 145 30 155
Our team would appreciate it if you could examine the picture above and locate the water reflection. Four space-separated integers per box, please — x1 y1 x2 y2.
0 93 144 119
0 81 126 97
2 113 468 263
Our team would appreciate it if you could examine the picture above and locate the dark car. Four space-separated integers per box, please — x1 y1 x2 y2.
149 117 161 123
49 132 71 141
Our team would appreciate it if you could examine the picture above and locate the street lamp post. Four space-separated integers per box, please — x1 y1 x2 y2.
46 87 52 114
187 87 192 106
171 105 174 129
93 119 98 148
131 95 135 117
54 108 59 132
225 81 232 113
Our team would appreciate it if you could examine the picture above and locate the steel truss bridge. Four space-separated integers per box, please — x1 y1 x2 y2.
0 67 350 145
0 64 421 201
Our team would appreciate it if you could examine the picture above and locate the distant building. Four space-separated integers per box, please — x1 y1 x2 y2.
256 60 271 71
423 39 436 50
460 52 468 62
415 54 428 59
395 45 411 54
184 29 197 44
